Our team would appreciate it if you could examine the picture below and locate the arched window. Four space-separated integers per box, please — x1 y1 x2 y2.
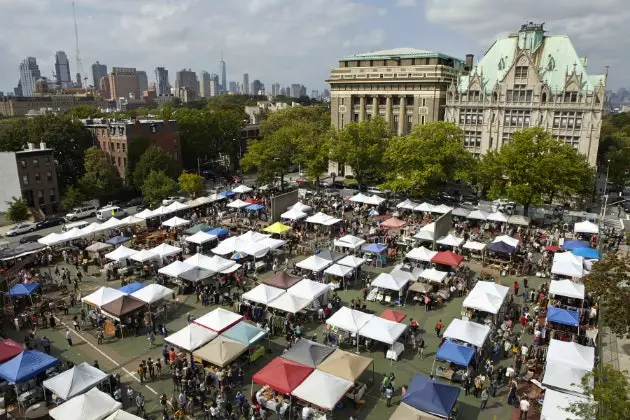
541 92 547 103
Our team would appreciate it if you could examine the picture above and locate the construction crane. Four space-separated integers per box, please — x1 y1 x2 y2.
72 0 85 89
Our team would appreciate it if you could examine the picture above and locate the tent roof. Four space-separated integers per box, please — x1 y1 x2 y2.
221 321 267 346
239 230 270 242
81 287 126 307
420 268 448 283
185 231 218 245
487 211 509 223
324 263 354 277
549 279 585 300
185 223 212 235
507 215 531 226
291 202 312 212
85 242 112 253
350 193 371 203
281 208 308 220
291 370 353 411
362 243 388 253
194 308 243 333
158 261 194 278
227 199 249 209
413 223 435 241
571 247 600 260
380 217 407 229
193 336 248 367
543 362 593 395
389 403 443 420
406 246 437 262
462 281 509 314
442 318 491 348
316 349 372 382
129 249 159 263
467 210 489 220
551 252 585 278
185 253 235 273
104 410 144 420
7 282 40 296
104 235 130 246
133 209 154 219
402 374 460 418
49 387 121 420
262 271 301 289
326 307 374 333
431 250 464 267
436 234 465 248
253 357 313 394
232 184 253 193
281 339 334 368
451 207 471 217
104 245 137 262
547 339 595 369
414 202 436 212
0 350 58 383
263 222 292 234
492 235 519 248
337 255 366 268
371 273 410 291
305 212 340 225
487 241 516 254
288 279 329 300
43 362 108 401
131 284 174 304
162 216 190 227
541 388 592 420
242 284 286 305
574 220 599 234
396 199 419 210
333 234 366 249
380 309 407 323
359 316 408 345
165 201 189 212
165 323 217 352
432 204 453 214
316 249 345 262
409 282 432 294
562 240 590 250
117 282 145 295
547 306 580 327
101 295 146 318
435 340 475 366
98 217 125 231
268 293 312 314
462 241 486 251
296 255 333 272
0 339 24 363
150 243 182 259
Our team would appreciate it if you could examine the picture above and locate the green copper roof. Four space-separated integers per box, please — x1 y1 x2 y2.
340 47 464 64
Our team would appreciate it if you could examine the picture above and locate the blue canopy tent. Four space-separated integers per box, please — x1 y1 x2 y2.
362 243 388 253
219 191 235 198
547 306 580 327
562 240 589 251
118 282 146 295
246 204 265 211
105 236 130 246
0 350 58 383
6 283 40 297
487 241 516 254
221 321 268 347
402 374 460 418
571 247 600 260
435 340 475 367
206 228 229 238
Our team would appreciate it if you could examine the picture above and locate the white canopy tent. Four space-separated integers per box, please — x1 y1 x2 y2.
134 209 154 219
296 255 333 272
291 370 353 411
467 210 490 221
371 273 410 291
463 241 487 251
359 316 407 345
436 234 465 247
165 323 217 352
258 237 286 250
413 223 435 241
85 242 112 253
150 243 182 259
120 215 144 225
364 195 386 206
432 204 453 214
207 193 226 203
185 253 235 273
333 235 366 250
541 389 593 420
131 284 174 304
543 339 595 395
280 208 307 220
549 279 585 300
242 284 286 305
227 199 249 209
267 293 312 314
337 255 366 268
487 212 509 223
442 319 491 348
390 265 419 283
158 261 194 278
396 199 418 210
232 184 253 194
185 231 218 245
129 249 160 263
186 197 213 208
574 220 599 234
326 307 373 334
349 193 371 203
62 228 85 241
81 287 126 307
452 207 471 217
38 232 66 246
80 222 102 236
104 246 137 262
49 388 122 420
462 281 509 314
324 264 354 278
194 308 243 333
492 235 519 248
97 218 125 231
551 252 585 278
305 212 340 225
161 216 190 228
165 201 189 212
291 202 312 212
239 230 270 242
104 410 144 420
43 362 109 401
149 206 170 217
405 246 437 262
287 279 329 301
414 202 436 213
419 268 448 283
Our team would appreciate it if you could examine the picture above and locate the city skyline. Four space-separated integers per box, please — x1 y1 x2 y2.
0 0 626 94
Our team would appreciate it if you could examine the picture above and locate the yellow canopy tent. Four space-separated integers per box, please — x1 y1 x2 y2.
263 222 292 234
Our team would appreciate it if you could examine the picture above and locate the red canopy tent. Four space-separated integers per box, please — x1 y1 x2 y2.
379 309 407 323
0 339 24 363
252 357 313 395
245 198 262 204
379 217 407 229
431 251 464 267
545 245 561 252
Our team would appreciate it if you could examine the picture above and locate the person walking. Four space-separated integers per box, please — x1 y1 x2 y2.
519 396 530 419
65 328 72 347
384 385 394 407
417 336 425 359
435 319 444 338
480 388 489 409
135 392 145 417
41 336 51 354
148 330 156 348
513 281 519 297
464 374 473 396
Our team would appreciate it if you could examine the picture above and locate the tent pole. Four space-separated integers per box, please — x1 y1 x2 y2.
430 358 436 377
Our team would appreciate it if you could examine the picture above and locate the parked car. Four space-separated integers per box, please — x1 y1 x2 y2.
162 196 186 206
96 206 128 221
65 205 97 221
36 216 65 230
6 222 37 236
125 197 143 207
19 234 43 244
367 186 389 195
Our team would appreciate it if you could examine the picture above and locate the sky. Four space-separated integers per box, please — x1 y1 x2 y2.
0 0 628 94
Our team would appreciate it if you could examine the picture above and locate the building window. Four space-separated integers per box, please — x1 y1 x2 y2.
393 115 399 129
37 190 45 205
502 134 512 145
557 136 581 149
515 66 528 78
506 85 533 103
553 111 583 129
44 156 50 165
366 113 372 121
406 115 413 133
122 143 126 153
19 160 26 168
564 92 578 103
46 171 52 182
22 175 28 185
35 172 41 184
464 131 482 148
49 188 56 202
503 110 531 127
117 157 121 167
421 116 425 125
341 114 345 128
422 98 426 107
32 158 38 166
353 113 359 122
150 124 157 133
459 109 483 125
468 91 481 101
116 142 120 152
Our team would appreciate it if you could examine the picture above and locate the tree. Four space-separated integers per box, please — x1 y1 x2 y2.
294 129 332 186
598 114 630 186
132 146 178 190
61 186 86 210
0 119 29 151
65 105 103 119
5 197 29 223
330 118 391 188
77 147 123 202
476 127 594 216
178 172 205 197
383 122 477 195
260 106 330 138
568 364 630 420
141 170 178 206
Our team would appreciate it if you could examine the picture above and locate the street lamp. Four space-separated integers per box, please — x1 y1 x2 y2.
601 159 611 217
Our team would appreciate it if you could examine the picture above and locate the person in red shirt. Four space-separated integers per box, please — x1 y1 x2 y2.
435 320 444 338
513 281 520 297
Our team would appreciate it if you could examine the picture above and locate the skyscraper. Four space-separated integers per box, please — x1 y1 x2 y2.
175 69 198 98
219 53 226 92
108 67 140 100
271 83 281 97
243 73 249 95
251 80 263 96
155 67 170 96
91 61 107 89
210 74 220 97
228 81 238 94
137 71 149 93
54 51 72 86
19 57 41 97
199 71 212 98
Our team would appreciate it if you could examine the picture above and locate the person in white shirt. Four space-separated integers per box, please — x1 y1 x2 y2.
302 405 313 419
505 366 515 379
519 397 530 419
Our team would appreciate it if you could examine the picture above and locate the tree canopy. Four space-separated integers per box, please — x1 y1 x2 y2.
383 122 477 194
77 147 123 202
5 197 29 223
65 105 103 119
178 172 205 197
598 113 630 186
132 146 178 190
568 364 630 420
61 186 86 210
476 127 594 215
141 170 178 206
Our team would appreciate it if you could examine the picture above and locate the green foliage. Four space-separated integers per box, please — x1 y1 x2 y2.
584 253 630 338
330 118 391 188
65 105 103 119
61 186 85 210
568 364 630 420
77 147 123 202
132 146 178 190
476 127 594 215
383 122 477 194
141 170 178 206
5 197 30 223
260 106 329 138
599 114 630 186
178 172 205 197
0 118 29 151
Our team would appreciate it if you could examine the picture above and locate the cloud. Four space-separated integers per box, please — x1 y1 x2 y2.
343 29 386 48
396 0 417 6
425 0 629 88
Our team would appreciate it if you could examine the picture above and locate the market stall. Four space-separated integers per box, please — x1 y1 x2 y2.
291 370 353 413
49 388 121 420
462 241 486 262
165 323 217 352
267 293 312 314
158 261 194 278
263 222 292 235
333 235 366 250
161 216 190 228
0 350 59 384
405 246 437 263
222 321 267 348
117 282 145 295
253 356 313 397
436 235 465 249
42 362 109 401
551 252 585 279
541 389 594 420
389 403 442 420
194 308 243 333
369 273 409 304
431 251 464 268
359 316 407 360
185 231 218 246
131 284 174 305
574 220 599 235
419 268 448 284
542 339 594 395
549 279 585 300
442 319 491 348
262 271 301 289
242 284 286 305
81 287 126 308
281 208 308 221
296 255 333 272
281 339 334 368
192 336 248 367
401 374 460 419
104 246 137 262
461 281 509 323
432 340 475 382
413 223 435 242
0 339 24 363
316 349 374 404
100 295 146 322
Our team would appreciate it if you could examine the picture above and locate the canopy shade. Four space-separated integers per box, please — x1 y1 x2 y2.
81 287 126 307
507 215 531 226
131 284 174 304
462 281 509 314
380 217 407 229
414 223 435 241
280 208 307 220
221 321 267 346
349 193 371 203
104 410 144 420
120 216 144 225
281 339 334 368
305 212 340 225
287 279 329 301
389 403 443 420
129 249 159 263
246 204 264 211
104 245 137 262
371 273 409 291
267 293 312 314
436 234 465 248
551 252 585 278
409 282 432 294
324 263 354 278
43 362 108 401
543 339 595 395
574 220 599 234
150 243 182 259
158 261 194 278
333 234 366 249
165 201 189 212
207 227 229 238
185 223 212 235
326 307 373 334
562 240 590 250
98 217 125 231
162 216 190 227
362 243 388 253
414 202 436 212
402 374 460 418
291 370 353 411
337 255 366 268
253 357 313 395
462 241 486 251
117 282 145 295
218 190 235 197
185 253 235 273
263 222 292 234
291 202 312 212
38 232 67 246
134 209 154 219
571 247 600 259
49 388 121 420
442 319 490 348
227 199 249 209
487 241 516 254
317 349 372 382
547 306 580 327
419 268 448 283
316 249 345 262
232 184 253 193
193 336 248 367
165 323 217 352
487 211 509 223
296 255 333 272
0 339 23 363
435 340 475 366
432 204 453 214
262 271 301 289
101 295 146 318
406 246 437 262
0 350 58 383
6 282 40 297
541 389 593 420
194 308 243 333
492 235 519 248
451 207 471 217
380 309 407 323
85 242 112 253
242 284 286 305
185 231 218 245
431 251 464 267
179 267 214 282
467 210 490 220
549 279 585 300
360 316 407 345
104 236 130 246
396 199 419 210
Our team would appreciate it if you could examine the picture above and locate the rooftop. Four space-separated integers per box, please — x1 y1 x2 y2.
340 47 463 63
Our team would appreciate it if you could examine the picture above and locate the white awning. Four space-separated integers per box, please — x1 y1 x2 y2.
541 389 593 420
134 209 154 219
291 370 353 411
232 184 253 194
81 287 126 307
149 206 171 217
306 212 337 225
186 231 218 245
129 249 159 263
165 323 217 352
281 208 307 220
413 222 435 241
432 204 453 214
38 232 66 246
150 243 182 259
543 339 595 395
462 281 509 314
80 222 102 236
238 230 270 242
326 306 373 333
131 284 174 304
162 216 190 227
371 273 409 291
396 199 418 210
414 202 436 212
405 246 437 262
337 255 366 268
267 293 312 314
165 201 189 212
49 388 121 420
359 316 407 345
436 234 465 247
334 234 366 249
193 308 243 333
574 220 599 234
551 252 585 278
43 362 109 401
419 268 448 283
120 216 144 225
467 210 489 220
349 193 371 203
97 217 125 231
227 199 249 209
287 279 329 301
492 235 519 248
242 284 286 305
324 264 354 278
442 318 491 348
158 261 194 278
104 245 137 262
463 241 486 251
487 211 508 223
549 279 585 300
291 202 312 212
296 255 333 272
185 253 235 272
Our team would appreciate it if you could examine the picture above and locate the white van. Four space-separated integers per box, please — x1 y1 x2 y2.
96 206 127 221
66 204 98 221
62 220 90 232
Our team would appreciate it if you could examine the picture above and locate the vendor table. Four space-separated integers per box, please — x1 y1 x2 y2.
386 342 405 361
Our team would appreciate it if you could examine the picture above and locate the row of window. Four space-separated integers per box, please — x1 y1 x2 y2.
19 156 51 168
459 109 484 125
503 110 531 127
21 171 54 186
557 136 581 149
104 141 127 153
463 131 482 148
506 86 534 103
346 97 428 106
553 111 583 129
